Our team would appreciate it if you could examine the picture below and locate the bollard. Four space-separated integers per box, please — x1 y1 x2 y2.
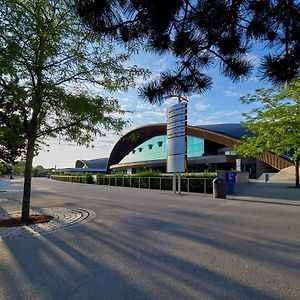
213 178 226 199
265 174 269 182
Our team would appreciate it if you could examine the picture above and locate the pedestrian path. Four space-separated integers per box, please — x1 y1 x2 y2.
0 207 96 241
229 180 300 206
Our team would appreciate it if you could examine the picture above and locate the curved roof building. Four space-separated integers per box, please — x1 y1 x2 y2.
75 158 108 171
106 123 293 178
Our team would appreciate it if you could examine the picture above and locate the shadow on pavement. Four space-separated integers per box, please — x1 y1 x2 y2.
0 179 299 299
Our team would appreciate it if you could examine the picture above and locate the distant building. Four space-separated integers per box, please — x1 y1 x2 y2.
56 158 108 174
74 123 293 178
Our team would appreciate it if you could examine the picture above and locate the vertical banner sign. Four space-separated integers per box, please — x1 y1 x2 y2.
167 102 187 172
236 158 241 171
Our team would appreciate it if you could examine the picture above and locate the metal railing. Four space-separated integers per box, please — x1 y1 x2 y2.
51 175 214 194
51 175 86 184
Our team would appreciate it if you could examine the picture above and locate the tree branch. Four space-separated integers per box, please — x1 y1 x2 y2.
36 116 91 138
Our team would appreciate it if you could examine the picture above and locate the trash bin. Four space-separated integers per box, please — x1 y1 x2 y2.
213 177 226 199
226 172 236 194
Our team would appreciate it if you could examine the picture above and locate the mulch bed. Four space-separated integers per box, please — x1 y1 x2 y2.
0 215 54 227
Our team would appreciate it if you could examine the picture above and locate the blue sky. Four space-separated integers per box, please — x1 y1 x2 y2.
34 46 270 168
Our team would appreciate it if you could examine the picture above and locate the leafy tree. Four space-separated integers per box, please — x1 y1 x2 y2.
0 0 147 220
32 165 49 177
0 91 27 163
236 78 300 187
0 162 9 175
12 161 26 176
76 0 300 103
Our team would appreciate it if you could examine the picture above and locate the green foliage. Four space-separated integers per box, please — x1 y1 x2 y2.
84 174 94 184
77 0 300 102
182 172 217 178
109 172 126 177
32 165 49 177
54 173 214 194
0 163 9 175
11 161 25 175
236 78 300 161
135 169 161 177
236 78 300 186
0 0 148 219
0 0 148 162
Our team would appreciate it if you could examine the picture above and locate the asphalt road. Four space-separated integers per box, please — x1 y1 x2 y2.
0 178 299 300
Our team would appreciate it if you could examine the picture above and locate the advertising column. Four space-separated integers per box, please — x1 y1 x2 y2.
167 101 187 193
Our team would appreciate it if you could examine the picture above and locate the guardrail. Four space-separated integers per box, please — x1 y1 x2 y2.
51 175 214 194
51 175 87 184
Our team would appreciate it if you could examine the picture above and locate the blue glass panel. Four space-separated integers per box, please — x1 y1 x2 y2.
119 135 204 164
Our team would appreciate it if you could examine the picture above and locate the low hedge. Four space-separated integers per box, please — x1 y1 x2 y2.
52 175 214 194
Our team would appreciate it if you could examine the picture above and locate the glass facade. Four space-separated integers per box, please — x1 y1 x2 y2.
119 135 204 164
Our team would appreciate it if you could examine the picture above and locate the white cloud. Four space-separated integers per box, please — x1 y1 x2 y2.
207 110 242 120
193 118 221 125
120 96 130 102
144 111 165 117
190 110 243 126
135 113 144 119
136 102 154 110
195 101 211 112
154 57 169 72
223 89 244 98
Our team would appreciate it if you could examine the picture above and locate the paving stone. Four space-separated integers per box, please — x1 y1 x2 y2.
0 207 96 241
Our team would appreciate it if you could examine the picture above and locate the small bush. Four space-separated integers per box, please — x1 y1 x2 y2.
131 177 139 188
189 178 204 193
140 177 149 188
150 178 160 189
161 177 172 190
205 179 213 194
124 177 131 187
135 169 161 177
84 174 94 184
116 177 123 186
182 172 216 178
111 172 126 177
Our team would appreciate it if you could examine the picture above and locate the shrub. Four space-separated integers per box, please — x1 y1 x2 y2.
135 169 161 177
84 174 94 184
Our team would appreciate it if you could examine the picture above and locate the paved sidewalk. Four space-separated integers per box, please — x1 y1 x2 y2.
0 178 299 300
230 180 300 205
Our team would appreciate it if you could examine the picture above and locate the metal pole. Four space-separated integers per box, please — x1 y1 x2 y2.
173 173 176 193
178 173 181 194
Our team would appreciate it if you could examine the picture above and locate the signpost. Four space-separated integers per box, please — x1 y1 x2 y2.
236 158 241 172
167 96 188 193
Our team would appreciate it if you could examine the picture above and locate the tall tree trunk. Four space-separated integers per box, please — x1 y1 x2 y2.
21 117 38 221
295 156 300 188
